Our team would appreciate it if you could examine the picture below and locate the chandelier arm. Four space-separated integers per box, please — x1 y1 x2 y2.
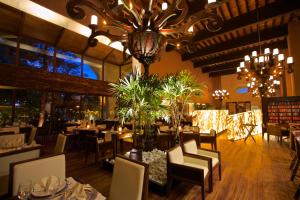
120 0 143 27
163 0 189 28
154 0 182 30
66 0 133 31
88 30 127 47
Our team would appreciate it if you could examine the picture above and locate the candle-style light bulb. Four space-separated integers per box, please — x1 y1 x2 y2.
188 26 194 33
244 55 250 62
287 57 293 64
259 56 264 63
91 15 98 25
240 61 245 68
237 67 241 72
252 51 257 57
264 48 270 54
278 54 284 61
208 0 217 4
273 48 279 55
162 2 168 10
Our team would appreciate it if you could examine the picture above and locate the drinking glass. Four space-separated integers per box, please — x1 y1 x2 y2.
17 181 32 200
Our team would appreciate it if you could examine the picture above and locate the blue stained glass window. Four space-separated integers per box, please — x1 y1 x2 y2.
19 39 54 69
0 36 17 65
83 57 102 80
236 87 248 94
56 50 81 77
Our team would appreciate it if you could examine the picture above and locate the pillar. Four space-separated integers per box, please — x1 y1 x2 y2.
288 21 300 96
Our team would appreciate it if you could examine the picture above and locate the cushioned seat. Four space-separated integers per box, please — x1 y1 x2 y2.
183 139 222 191
167 146 212 199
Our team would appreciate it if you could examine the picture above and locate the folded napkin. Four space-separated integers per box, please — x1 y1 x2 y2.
33 176 62 194
65 183 87 200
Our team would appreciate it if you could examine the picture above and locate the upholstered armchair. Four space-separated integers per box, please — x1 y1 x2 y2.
167 146 212 200
9 154 66 196
109 155 149 200
183 139 221 191
266 124 284 144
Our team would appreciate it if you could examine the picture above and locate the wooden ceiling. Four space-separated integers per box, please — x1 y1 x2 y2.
0 3 125 66
180 0 300 77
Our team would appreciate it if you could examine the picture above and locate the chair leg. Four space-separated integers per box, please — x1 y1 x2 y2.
290 156 297 170
219 164 222 180
201 185 205 200
267 134 270 143
211 144 213 150
291 160 300 181
208 171 213 193
280 136 283 145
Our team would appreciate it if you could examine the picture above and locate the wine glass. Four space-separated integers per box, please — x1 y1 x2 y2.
17 181 32 200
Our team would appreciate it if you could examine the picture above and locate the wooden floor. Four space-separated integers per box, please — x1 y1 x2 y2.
65 134 298 200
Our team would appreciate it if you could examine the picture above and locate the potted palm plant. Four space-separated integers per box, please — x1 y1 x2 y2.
110 73 167 150
161 70 204 143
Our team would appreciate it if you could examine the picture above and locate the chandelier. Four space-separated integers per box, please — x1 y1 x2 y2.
236 48 294 97
212 89 229 100
236 4 293 97
66 0 223 75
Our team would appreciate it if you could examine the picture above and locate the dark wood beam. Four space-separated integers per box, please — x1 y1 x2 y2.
182 0 300 61
186 25 287 62
0 64 112 96
202 60 241 73
198 39 288 69
209 68 237 77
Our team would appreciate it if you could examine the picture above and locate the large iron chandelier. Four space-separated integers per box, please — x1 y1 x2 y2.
236 3 294 97
236 48 294 97
66 0 223 75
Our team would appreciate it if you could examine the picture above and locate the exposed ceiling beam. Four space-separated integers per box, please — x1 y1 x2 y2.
188 25 287 62
199 39 288 70
209 68 237 77
202 60 241 73
182 0 300 61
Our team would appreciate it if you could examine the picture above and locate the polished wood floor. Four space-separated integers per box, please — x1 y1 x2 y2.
65 134 298 200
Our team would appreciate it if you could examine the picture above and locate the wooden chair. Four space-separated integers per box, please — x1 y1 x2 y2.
183 140 221 192
109 155 149 200
84 135 113 164
200 129 217 150
27 127 37 145
156 128 175 150
266 124 284 144
8 154 65 197
53 133 67 154
180 131 200 146
167 146 212 200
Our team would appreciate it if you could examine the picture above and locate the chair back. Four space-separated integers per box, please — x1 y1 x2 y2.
28 127 37 145
159 125 170 132
167 146 184 164
0 127 19 134
179 132 200 146
183 140 198 154
9 154 66 196
109 155 149 200
54 134 67 154
266 124 281 136
210 129 217 136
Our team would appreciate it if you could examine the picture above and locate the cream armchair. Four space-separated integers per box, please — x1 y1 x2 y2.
167 146 212 200
9 154 66 196
183 140 221 192
109 155 149 200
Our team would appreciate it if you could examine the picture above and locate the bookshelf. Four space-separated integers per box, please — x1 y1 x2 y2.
262 96 300 124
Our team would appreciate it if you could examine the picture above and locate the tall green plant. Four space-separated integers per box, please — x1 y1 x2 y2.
162 70 204 139
110 73 167 135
